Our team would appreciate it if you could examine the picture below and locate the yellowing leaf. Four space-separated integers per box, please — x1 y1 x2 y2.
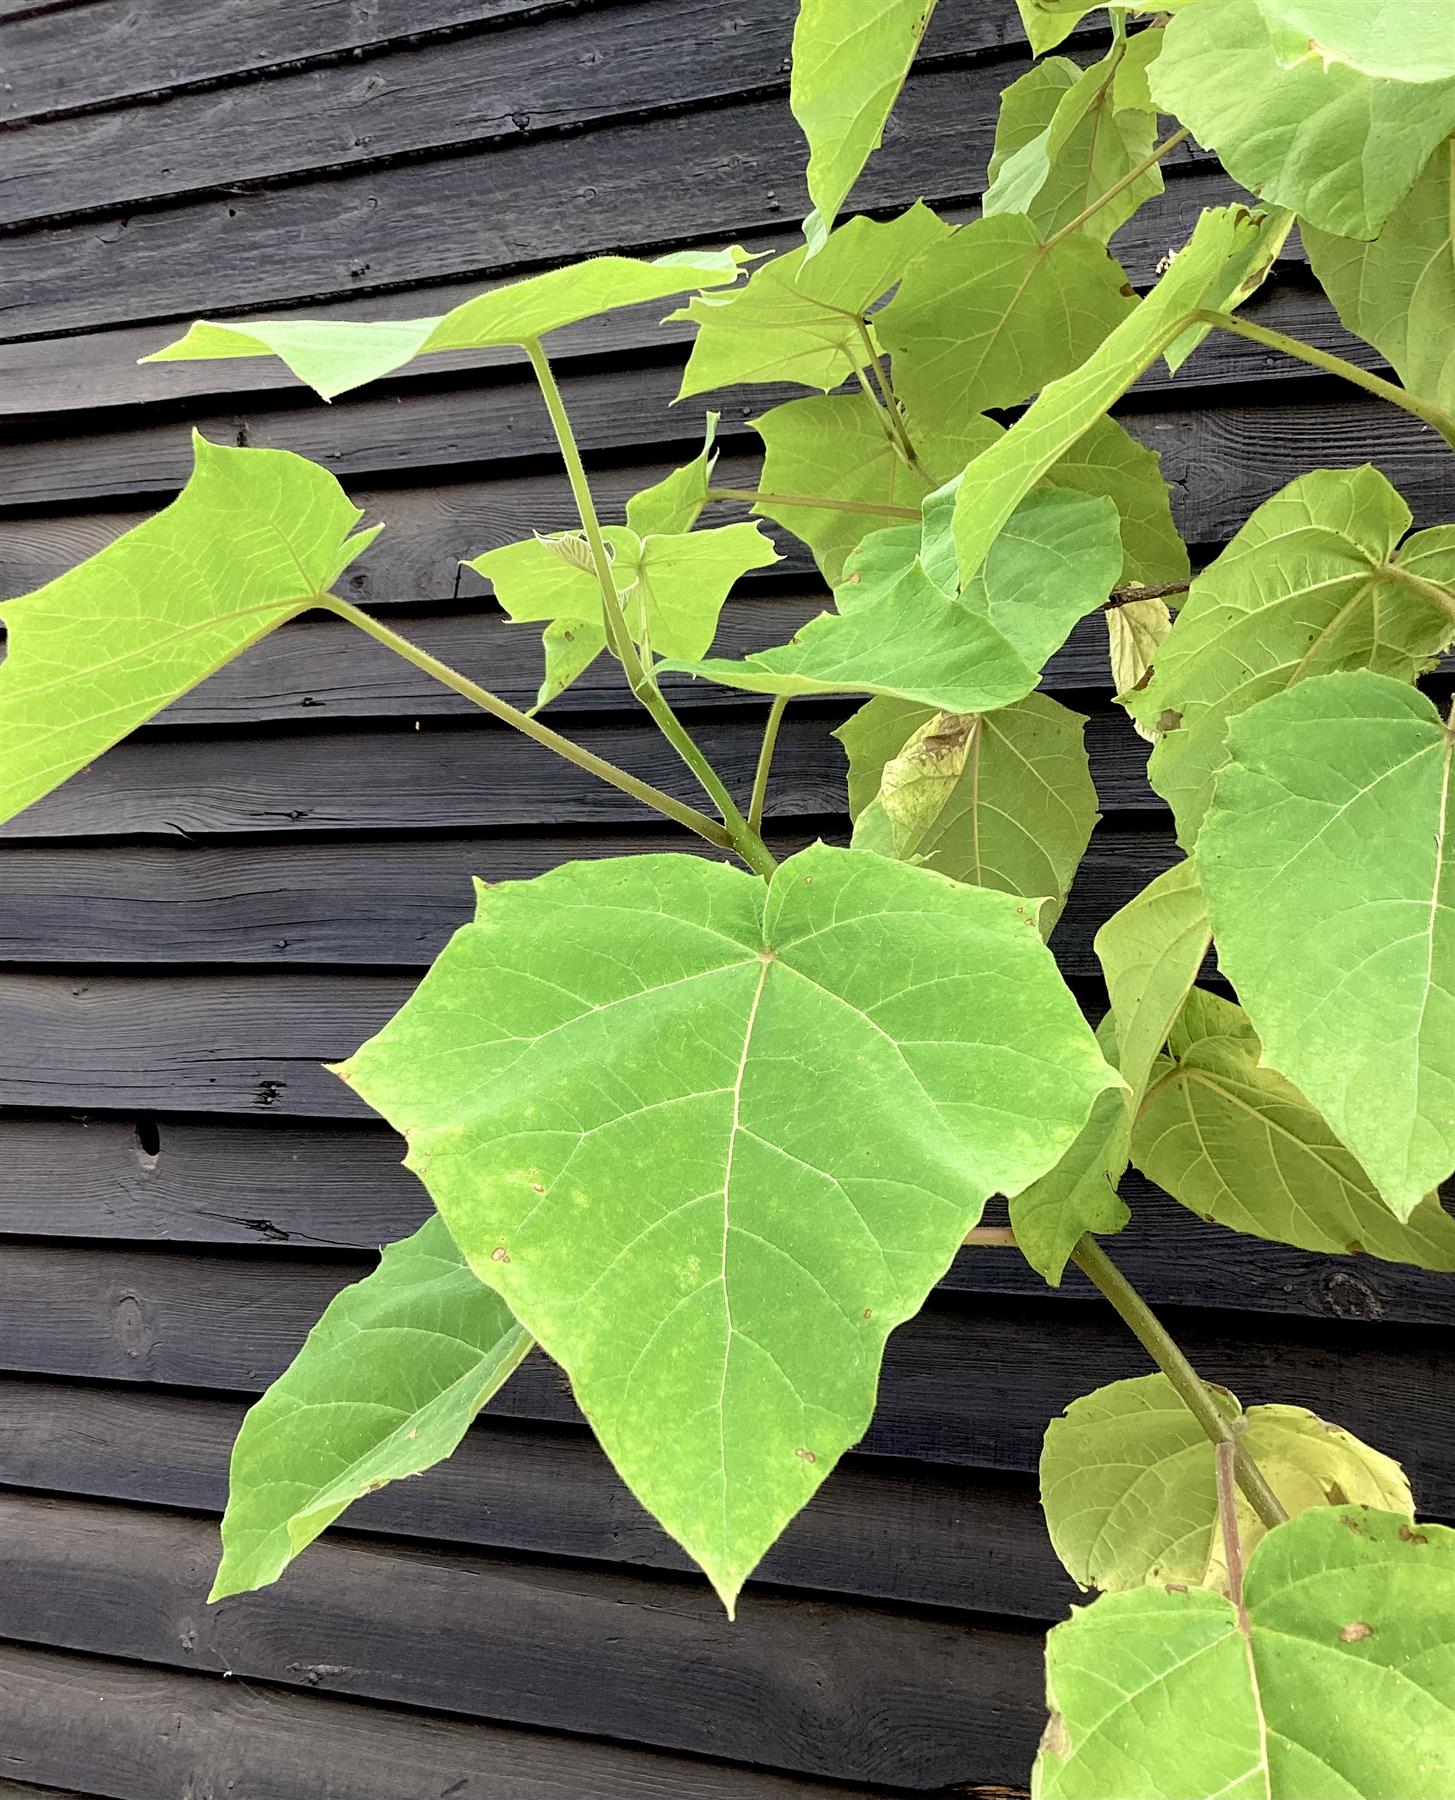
213 1218 532 1600
790 0 941 250
0 434 380 828
144 248 752 399
1107 597 1173 737
625 413 722 538
336 844 1118 1610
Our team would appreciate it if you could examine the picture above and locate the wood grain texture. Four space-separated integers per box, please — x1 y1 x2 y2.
0 1490 1044 1788
2 1244 1450 1513
0 1640 897 1800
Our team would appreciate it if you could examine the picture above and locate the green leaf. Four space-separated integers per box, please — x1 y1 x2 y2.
144 248 751 399
212 1217 532 1601
336 844 1118 1610
1151 0 1455 238
1131 466 1455 844
1107 596 1174 738
875 214 1137 431
467 518 779 683
790 0 941 251
1305 139 1455 412
850 693 1100 930
1044 417 1190 588
625 413 722 538
1254 0 1455 83
751 391 1000 584
951 206 1267 584
660 487 1121 710
985 37 1166 247
1034 1505 1455 1799
1041 1373 1412 1597
1013 0 1194 59
835 695 934 819
1134 988 1455 1268
0 434 380 829
537 618 609 712
671 205 948 398
1199 670 1455 1217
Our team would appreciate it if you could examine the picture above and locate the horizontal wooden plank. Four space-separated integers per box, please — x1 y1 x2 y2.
0 710 1162 845
1 1108 1446 1328
0 1377 1073 1620
3 1243 1450 1511
0 1490 1044 1788
0 1640 904 1800
0 2 561 124
0 0 1046 228
0 821 1169 970
0 79 1222 341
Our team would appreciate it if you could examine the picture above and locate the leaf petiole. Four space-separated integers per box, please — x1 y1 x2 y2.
747 695 789 836
1042 126 1192 253
707 486 922 519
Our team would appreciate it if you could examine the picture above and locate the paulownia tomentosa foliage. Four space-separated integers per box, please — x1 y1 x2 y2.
3 0 1454 1790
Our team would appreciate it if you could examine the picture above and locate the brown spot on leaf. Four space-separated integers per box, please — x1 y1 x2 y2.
491 1246 511 1264
1326 1481 1349 1505
1399 1524 1428 1545
862 1307 874 1319
1157 708 1182 733
795 1447 817 1464
1040 1711 1071 1761
531 1182 546 1194
1340 1620 1373 1643
1164 1582 1189 1595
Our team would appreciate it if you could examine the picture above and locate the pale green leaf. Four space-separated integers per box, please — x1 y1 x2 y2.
835 695 934 819
1134 987 1455 1268
985 37 1165 247
951 206 1267 584
1255 0 1455 83
336 844 1118 1609
1305 139 1455 412
537 618 608 712
751 391 1000 584
213 1217 532 1601
1162 203 1298 375
671 204 948 398
1045 416 1190 587
144 248 751 399
1041 1372 1412 1596
1013 0 1194 59
1134 465 1455 843
625 413 722 538
790 0 941 250
850 693 1100 929
1095 856 1211 1102
1034 1505 1455 1799
660 488 1121 709
1200 670 1455 1216
1107 597 1174 738
0 434 380 828
1151 0 1455 238
876 213 1137 431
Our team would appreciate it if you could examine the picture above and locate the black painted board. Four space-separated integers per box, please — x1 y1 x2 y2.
0 1375 1075 1619
0 1490 1044 1788
0 1640 890 1800
2 1244 1449 1512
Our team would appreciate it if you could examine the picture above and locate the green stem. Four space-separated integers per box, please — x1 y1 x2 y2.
856 319 924 474
747 696 788 836
1043 125 1191 251
707 486 921 519
522 338 777 876
1194 310 1455 450
320 598 734 849
1070 1234 1289 1532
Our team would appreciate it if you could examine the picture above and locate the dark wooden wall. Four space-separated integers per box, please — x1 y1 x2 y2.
0 3 1451 1795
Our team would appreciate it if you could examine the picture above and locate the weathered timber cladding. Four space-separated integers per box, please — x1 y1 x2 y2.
1 2 1451 1794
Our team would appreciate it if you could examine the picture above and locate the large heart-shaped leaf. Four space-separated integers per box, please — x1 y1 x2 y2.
1041 1372 1412 1595
790 0 941 250
336 844 1118 1609
0 434 380 828
144 248 750 399
1151 0 1455 238
660 488 1121 710
1133 465 1455 843
1046 417 1189 589
1305 139 1455 412
213 1218 532 1601
1199 671 1455 1216
1034 1505 1455 1798
1134 988 1455 1267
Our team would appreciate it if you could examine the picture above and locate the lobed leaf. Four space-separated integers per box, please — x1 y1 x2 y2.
1040 1372 1411 1596
335 844 1118 1611
0 434 380 828
1199 670 1455 1216
1034 1505 1455 1798
1131 465 1455 844
212 1217 532 1601
1151 0 1455 238
1044 417 1189 588
144 248 752 399
790 0 941 251
1133 988 1455 1268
